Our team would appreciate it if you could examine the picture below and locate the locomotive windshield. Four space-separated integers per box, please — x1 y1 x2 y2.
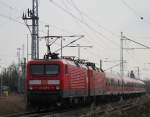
45 65 59 75
30 64 59 75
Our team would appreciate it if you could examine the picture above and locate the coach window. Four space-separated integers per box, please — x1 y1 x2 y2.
132 83 133 87
116 81 118 87
118 80 120 87
107 81 109 86
111 79 113 87
143 84 145 88
108 79 110 86
124 83 126 88
106 80 108 86
129 83 131 87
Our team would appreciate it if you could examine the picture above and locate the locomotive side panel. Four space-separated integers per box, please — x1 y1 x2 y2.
89 70 105 96
66 64 88 97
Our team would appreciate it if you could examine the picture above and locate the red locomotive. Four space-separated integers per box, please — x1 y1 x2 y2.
26 54 145 107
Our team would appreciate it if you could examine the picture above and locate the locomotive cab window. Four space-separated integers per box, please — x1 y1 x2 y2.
30 65 44 75
45 65 59 75
30 64 59 75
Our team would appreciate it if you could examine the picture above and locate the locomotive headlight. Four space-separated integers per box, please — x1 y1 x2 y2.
56 86 60 90
29 80 41 85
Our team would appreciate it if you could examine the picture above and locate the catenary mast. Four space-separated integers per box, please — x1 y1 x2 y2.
23 0 39 59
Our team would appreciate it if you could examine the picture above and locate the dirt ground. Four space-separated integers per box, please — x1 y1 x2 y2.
0 93 26 115
123 96 150 117
0 94 150 117
98 95 150 117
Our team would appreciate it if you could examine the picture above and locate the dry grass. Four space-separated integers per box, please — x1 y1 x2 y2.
0 93 26 115
103 95 150 117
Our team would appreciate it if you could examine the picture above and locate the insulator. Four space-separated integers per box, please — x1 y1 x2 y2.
28 8 30 17
30 10 33 16
48 45 50 51
22 12 24 18
140 17 144 20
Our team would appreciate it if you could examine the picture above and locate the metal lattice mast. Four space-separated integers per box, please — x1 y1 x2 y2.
120 32 124 77
23 0 39 59
32 0 39 59
120 32 150 78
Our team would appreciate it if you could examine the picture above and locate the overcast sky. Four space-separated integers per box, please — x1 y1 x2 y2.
0 0 150 79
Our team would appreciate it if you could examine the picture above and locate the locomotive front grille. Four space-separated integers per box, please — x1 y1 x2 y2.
27 90 62 104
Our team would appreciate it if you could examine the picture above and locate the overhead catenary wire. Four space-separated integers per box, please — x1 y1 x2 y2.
65 0 120 51
48 0 107 52
61 0 108 51
61 0 119 47
124 36 150 49
54 36 83 52
39 20 77 35
69 0 120 38
49 0 119 61
0 0 82 44
62 0 71 12
0 0 49 37
0 0 118 60
0 0 28 20
84 48 103 61
121 0 143 20
0 13 24 25
0 0 118 55
49 0 120 47
0 1 14 10
72 19 108 53
67 0 84 21
0 14 50 40
54 3 107 53
56 0 120 60
104 63 120 71
0 0 29 12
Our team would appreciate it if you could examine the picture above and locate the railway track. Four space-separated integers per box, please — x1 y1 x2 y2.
1 110 48 117
1 105 82 117
1 96 146 117
80 97 143 117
